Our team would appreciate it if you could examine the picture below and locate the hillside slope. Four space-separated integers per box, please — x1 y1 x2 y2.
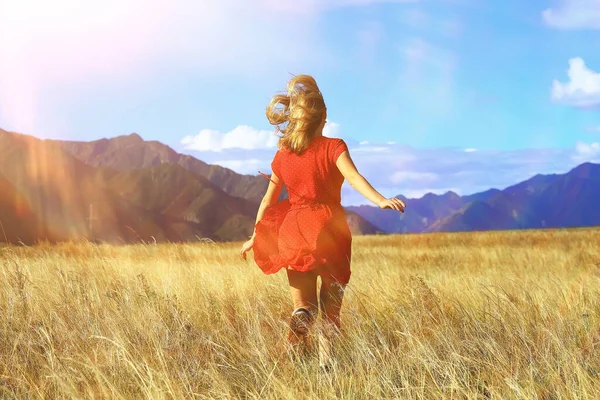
56 133 270 204
0 129 257 243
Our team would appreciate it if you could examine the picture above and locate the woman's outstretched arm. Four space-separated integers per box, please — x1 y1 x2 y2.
251 173 283 238
240 172 283 260
336 151 405 212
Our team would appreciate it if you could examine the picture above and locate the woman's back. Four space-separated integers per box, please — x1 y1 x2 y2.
272 136 348 206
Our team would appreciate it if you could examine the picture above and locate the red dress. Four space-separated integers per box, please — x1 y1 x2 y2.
253 136 352 285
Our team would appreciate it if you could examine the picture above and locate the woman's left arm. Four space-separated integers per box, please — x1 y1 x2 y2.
240 172 283 260
250 172 283 239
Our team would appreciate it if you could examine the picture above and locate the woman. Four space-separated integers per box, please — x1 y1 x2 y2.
240 75 405 368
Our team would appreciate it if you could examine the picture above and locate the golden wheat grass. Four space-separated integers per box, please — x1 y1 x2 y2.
1 228 600 399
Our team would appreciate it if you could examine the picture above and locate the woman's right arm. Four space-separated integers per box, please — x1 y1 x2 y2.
336 151 405 212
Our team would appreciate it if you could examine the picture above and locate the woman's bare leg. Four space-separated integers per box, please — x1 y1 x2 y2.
318 274 346 369
286 268 319 315
286 269 319 349
319 277 345 329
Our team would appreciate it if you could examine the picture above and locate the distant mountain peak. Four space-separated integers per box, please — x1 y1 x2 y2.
112 132 144 145
442 190 460 198
417 191 460 200
569 162 600 178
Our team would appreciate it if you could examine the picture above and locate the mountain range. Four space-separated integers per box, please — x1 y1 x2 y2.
0 128 597 244
347 162 600 233
0 129 252 243
0 129 377 244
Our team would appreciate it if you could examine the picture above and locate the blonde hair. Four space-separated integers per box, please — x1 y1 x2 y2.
266 74 327 154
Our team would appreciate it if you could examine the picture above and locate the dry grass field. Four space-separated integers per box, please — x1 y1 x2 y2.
1 228 600 399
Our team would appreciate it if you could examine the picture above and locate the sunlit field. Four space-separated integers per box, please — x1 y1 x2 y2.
1 228 600 399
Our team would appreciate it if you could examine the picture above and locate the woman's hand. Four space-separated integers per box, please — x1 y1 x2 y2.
378 197 406 213
240 237 255 260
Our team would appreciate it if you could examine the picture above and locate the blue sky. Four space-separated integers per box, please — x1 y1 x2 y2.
1 0 599 205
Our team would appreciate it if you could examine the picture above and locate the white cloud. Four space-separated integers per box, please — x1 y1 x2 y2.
542 0 600 29
351 146 390 152
464 148 477 152
573 140 600 162
211 158 265 174
359 140 370 145
181 125 278 152
323 121 342 138
551 57 600 108
182 121 344 152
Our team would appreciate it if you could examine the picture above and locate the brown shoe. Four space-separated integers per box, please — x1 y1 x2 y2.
288 308 313 354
